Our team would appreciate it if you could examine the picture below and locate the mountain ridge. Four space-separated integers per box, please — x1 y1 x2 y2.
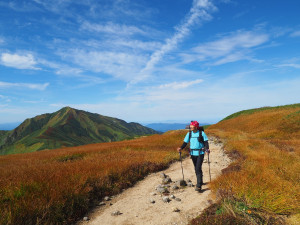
0 107 158 155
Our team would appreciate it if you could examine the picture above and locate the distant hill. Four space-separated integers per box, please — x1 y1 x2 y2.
0 107 158 155
145 123 210 132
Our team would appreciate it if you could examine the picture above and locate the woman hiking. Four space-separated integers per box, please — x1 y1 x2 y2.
177 121 209 192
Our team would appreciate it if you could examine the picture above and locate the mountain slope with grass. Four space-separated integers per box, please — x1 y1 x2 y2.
0 107 158 155
197 103 300 224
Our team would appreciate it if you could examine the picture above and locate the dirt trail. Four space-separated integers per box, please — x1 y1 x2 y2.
79 137 230 225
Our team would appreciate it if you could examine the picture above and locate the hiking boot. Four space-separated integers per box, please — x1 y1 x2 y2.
195 186 201 192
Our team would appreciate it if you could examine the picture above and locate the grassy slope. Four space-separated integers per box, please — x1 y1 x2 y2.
0 107 158 155
0 131 9 146
0 130 186 225
192 103 300 224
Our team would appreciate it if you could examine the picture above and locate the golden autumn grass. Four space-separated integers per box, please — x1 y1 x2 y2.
0 131 187 225
192 104 300 225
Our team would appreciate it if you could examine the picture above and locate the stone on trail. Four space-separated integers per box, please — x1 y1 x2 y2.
172 207 180 212
157 187 169 194
162 196 171 203
187 182 193 187
104 196 111 201
170 195 176 199
175 198 181 201
176 179 187 186
162 176 172 184
98 201 106 206
160 172 167 178
83 217 89 221
111 211 121 216
171 185 179 190
149 199 155 204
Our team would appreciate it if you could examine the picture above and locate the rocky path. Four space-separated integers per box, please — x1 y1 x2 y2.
78 137 230 225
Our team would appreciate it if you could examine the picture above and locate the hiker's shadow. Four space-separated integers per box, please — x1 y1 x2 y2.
200 182 210 193
200 187 210 193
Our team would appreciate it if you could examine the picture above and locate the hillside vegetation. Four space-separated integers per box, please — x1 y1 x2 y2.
193 103 300 224
0 107 158 155
0 130 186 225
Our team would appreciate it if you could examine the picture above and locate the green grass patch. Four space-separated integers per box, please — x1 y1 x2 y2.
221 103 300 122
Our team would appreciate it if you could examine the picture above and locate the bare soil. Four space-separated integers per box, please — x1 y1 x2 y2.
78 137 230 225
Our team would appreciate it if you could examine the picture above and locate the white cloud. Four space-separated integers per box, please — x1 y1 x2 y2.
194 31 268 58
108 39 162 51
81 21 148 36
1 53 39 70
158 79 203 89
278 63 300 69
60 50 147 81
0 81 49 90
181 30 269 65
290 31 300 37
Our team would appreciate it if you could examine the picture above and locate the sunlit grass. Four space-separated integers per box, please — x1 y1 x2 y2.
0 131 187 225
203 104 300 224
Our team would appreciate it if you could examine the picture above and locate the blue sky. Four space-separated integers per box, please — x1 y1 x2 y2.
0 0 300 125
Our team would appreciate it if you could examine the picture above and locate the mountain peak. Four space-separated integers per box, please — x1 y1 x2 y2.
59 106 75 113
0 108 158 155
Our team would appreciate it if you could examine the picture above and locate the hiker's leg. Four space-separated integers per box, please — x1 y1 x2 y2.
191 155 197 170
195 154 204 188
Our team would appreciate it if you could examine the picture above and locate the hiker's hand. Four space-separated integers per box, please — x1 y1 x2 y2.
177 147 182 153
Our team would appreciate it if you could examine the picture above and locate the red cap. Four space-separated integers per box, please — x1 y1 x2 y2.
190 121 199 128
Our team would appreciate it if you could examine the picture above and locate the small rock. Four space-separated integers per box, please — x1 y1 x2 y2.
104 196 110 201
187 179 192 183
162 196 171 203
111 211 121 216
170 195 176 199
175 198 181 201
176 180 187 186
187 182 193 187
162 176 172 184
160 172 167 178
150 192 157 196
149 199 155 203
172 207 180 212
83 217 89 221
171 185 179 190
156 184 163 190
157 187 169 194
109 203 113 206
98 202 106 206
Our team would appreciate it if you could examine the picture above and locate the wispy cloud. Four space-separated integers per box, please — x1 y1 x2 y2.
290 30 300 37
81 21 148 37
1 53 39 70
158 79 203 89
278 63 300 69
129 0 217 85
181 30 269 65
60 49 147 81
0 81 49 90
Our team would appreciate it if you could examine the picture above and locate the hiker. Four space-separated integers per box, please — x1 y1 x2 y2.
177 121 209 191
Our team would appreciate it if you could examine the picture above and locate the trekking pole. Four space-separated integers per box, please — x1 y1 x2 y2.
179 152 185 181
207 151 212 182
